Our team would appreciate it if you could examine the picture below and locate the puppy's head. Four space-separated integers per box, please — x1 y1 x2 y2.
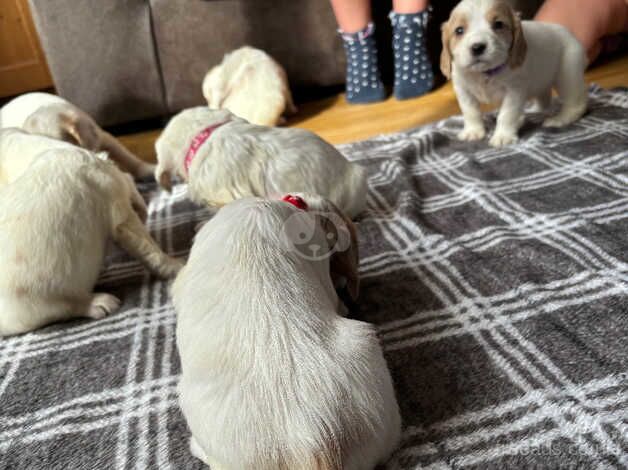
279 193 360 301
440 0 526 78
23 104 101 150
202 194 360 301
154 107 237 192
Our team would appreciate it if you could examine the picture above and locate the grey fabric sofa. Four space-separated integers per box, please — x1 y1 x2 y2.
28 0 543 127
28 0 346 126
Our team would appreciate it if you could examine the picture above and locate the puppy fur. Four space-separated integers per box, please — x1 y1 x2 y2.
0 128 148 220
441 0 587 147
0 140 182 336
155 108 367 219
202 46 297 127
173 195 401 470
0 92 155 179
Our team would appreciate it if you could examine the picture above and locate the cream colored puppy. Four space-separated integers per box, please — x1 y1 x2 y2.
155 107 367 218
0 92 155 179
441 0 587 147
0 128 148 220
0 145 182 336
173 194 401 470
202 46 296 126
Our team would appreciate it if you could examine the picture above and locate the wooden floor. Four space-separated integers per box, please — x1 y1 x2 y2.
119 55 628 163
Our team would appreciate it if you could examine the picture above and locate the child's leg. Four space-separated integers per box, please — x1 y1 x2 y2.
390 0 434 100
330 0 386 104
535 0 628 64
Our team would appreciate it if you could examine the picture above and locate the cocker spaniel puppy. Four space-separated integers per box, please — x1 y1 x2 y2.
202 46 296 127
0 137 182 336
155 108 367 219
441 0 587 147
173 194 401 470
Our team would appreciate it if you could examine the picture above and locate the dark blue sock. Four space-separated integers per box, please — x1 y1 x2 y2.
339 23 386 104
390 9 434 100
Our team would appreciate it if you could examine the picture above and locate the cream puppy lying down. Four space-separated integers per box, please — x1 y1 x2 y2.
441 0 587 147
0 92 155 179
0 145 182 336
202 46 296 126
173 194 401 470
155 108 367 219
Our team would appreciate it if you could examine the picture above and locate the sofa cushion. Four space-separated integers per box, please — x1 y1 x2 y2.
149 0 346 113
28 0 167 126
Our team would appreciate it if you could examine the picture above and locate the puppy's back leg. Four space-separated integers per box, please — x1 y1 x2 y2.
543 46 587 128
112 211 183 279
530 88 552 114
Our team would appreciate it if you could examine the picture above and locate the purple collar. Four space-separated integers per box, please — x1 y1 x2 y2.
483 62 507 78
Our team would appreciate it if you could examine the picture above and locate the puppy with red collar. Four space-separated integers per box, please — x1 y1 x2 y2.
441 0 587 147
172 193 401 470
154 108 367 219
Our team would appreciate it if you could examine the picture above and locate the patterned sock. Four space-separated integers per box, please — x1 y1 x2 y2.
390 9 434 100
339 22 386 104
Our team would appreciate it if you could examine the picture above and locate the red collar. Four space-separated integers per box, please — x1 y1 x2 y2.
184 121 229 174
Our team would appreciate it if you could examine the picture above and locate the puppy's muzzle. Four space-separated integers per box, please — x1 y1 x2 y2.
471 42 487 57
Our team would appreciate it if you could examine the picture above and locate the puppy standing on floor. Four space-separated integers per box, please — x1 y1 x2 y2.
155 108 367 219
0 140 182 336
440 0 587 147
0 92 155 179
173 194 401 470
202 46 297 127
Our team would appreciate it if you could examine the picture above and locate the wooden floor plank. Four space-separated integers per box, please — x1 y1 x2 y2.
118 55 628 163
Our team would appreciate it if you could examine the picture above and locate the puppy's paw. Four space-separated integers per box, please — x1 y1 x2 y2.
458 126 486 141
489 130 518 147
159 257 185 279
87 293 121 319
542 116 571 128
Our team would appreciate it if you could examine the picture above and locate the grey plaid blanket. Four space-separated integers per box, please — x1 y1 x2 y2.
1 85 627 469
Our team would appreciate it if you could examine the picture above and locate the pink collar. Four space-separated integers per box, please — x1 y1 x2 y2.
184 121 229 174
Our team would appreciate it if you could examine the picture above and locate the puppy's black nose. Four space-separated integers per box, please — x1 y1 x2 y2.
471 43 487 56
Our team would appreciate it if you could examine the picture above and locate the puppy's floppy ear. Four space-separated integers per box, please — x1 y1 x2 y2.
440 21 453 79
508 10 527 68
155 161 173 192
59 111 100 150
321 201 360 302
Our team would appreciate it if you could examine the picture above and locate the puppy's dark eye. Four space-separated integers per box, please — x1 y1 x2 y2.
493 20 505 30
455 26 464 36
299 232 306 240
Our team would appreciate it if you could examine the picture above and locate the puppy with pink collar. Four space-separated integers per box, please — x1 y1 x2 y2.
154 108 367 219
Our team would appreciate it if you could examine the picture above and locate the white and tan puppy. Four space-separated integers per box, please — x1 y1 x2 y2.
173 194 401 470
441 0 587 147
202 46 297 127
155 108 367 219
0 92 155 179
0 144 182 336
